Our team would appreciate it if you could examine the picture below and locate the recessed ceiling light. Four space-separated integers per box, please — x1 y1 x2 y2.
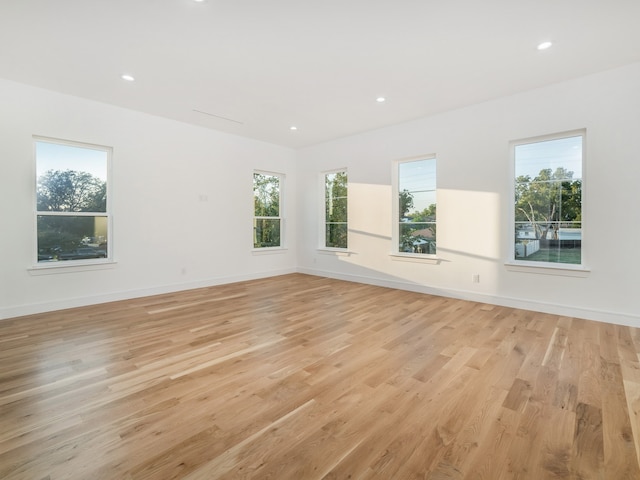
537 41 553 51
121 74 135 82
290 126 298 131
376 97 386 103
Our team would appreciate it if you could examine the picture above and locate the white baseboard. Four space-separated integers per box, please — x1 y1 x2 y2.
297 267 640 328
0 268 297 320
4 266 638 328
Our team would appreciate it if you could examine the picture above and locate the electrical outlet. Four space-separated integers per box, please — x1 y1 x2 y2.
472 274 480 283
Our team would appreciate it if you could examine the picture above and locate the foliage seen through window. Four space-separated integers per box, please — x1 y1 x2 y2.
325 171 348 249
253 172 282 248
35 140 110 263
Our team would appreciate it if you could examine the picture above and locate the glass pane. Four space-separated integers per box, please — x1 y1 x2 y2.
326 196 347 223
514 135 582 265
325 172 348 204
254 218 281 248
514 136 582 179
514 225 581 264
36 141 108 213
399 222 436 254
254 173 280 217
37 215 108 262
398 158 436 253
326 223 348 249
325 171 348 248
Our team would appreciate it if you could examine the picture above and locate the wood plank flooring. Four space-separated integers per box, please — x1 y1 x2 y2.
1 273 640 479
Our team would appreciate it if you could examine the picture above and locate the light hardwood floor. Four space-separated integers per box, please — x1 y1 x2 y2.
1 273 640 479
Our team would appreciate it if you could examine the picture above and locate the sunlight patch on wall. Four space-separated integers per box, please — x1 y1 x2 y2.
349 182 392 239
437 189 502 261
331 186 504 296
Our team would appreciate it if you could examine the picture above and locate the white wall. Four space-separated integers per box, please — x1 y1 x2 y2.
3 63 640 325
296 63 640 326
0 79 297 319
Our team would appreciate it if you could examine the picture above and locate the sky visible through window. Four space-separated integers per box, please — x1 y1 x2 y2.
36 141 108 181
399 158 436 211
515 135 582 179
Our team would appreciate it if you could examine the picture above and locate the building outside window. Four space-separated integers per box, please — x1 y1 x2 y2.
324 170 348 249
396 157 437 255
35 137 111 264
253 171 283 248
513 131 584 265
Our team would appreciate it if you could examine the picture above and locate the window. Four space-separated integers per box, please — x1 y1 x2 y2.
512 131 584 266
253 171 283 248
324 170 348 249
395 157 437 255
35 137 111 264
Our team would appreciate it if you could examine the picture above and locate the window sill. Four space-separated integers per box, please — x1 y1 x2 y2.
252 247 288 256
29 260 117 275
390 253 441 265
317 248 353 257
504 261 590 278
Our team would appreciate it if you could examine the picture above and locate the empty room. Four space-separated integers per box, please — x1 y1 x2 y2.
2 1 640 478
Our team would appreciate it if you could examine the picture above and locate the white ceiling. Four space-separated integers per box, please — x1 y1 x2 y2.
1 1 639 149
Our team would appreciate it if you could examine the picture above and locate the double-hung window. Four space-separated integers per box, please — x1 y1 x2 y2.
35 137 111 264
512 131 584 266
323 170 348 249
394 156 437 255
253 171 283 248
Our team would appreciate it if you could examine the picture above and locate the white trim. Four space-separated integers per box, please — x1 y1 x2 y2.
320 168 348 250
321 167 348 175
508 129 585 269
389 253 441 265
28 260 117 275
1 268 297 320
504 261 590 277
297 267 640 328
33 136 113 269
392 154 437 256
253 170 285 249
254 168 286 178
33 135 111 153
251 247 288 255
317 248 353 257
6 266 637 327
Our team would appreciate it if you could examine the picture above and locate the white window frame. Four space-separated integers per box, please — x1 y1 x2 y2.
506 129 589 276
391 155 438 262
252 170 285 251
320 168 348 251
31 136 113 271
